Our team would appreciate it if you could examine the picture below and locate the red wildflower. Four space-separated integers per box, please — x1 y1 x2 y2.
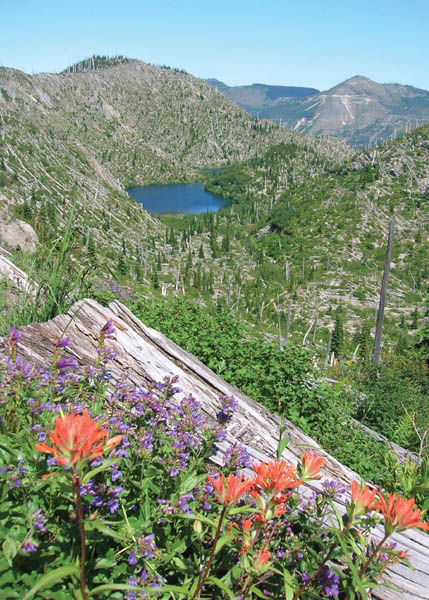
35 411 124 471
207 472 254 505
253 459 302 494
374 492 429 535
255 546 271 567
241 519 252 533
300 450 325 481
350 481 379 518
254 512 266 523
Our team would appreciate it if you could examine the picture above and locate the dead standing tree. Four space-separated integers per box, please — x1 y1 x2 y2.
373 217 395 366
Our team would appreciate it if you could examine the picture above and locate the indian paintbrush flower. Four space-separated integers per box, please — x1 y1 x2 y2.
349 480 379 519
300 449 325 481
35 410 124 473
207 472 254 506
374 491 429 535
252 459 302 495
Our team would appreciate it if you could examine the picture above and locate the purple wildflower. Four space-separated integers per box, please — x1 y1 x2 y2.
320 480 346 499
138 534 157 559
6 326 21 359
55 356 78 370
316 566 340 598
216 395 238 424
22 541 38 553
128 551 138 566
106 500 119 514
111 485 123 499
223 443 253 469
55 337 70 348
33 509 47 532
111 469 122 482
101 320 116 339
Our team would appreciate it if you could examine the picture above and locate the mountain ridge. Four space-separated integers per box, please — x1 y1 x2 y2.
206 75 429 148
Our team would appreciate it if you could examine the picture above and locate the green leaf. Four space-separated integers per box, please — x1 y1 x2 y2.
81 458 119 484
277 425 291 460
333 529 368 599
228 506 256 516
175 512 217 529
2 536 19 567
283 568 295 600
22 565 80 600
214 533 233 555
179 472 207 495
85 519 123 541
142 493 151 521
206 576 234 599
250 584 271 599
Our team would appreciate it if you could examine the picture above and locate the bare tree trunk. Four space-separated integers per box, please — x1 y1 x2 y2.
312 310 319 341
175 261 181 292
302 323 313 346
373 217 395 366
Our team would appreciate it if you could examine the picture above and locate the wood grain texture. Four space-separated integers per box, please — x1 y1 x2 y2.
1 298 428 600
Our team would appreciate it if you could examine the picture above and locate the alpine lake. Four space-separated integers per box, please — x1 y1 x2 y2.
126 182 227 215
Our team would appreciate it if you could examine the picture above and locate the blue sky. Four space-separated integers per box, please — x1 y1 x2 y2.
1 0 428 90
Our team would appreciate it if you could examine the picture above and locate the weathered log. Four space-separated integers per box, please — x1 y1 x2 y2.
1 298 428 600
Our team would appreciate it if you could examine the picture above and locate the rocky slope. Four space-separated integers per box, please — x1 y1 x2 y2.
207 75 429 149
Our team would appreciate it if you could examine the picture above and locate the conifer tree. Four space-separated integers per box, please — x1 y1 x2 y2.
331 307 344 358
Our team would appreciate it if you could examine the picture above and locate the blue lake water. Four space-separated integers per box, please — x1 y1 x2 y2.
126 182 227 214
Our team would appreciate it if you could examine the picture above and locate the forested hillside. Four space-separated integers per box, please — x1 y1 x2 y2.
201 126 429 351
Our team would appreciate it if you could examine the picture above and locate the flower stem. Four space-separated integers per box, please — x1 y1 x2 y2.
74 477 88 600
359 534 389 578
190 506 227 600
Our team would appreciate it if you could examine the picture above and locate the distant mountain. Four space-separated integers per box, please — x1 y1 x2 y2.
205 75 429 149
205 78 318 109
